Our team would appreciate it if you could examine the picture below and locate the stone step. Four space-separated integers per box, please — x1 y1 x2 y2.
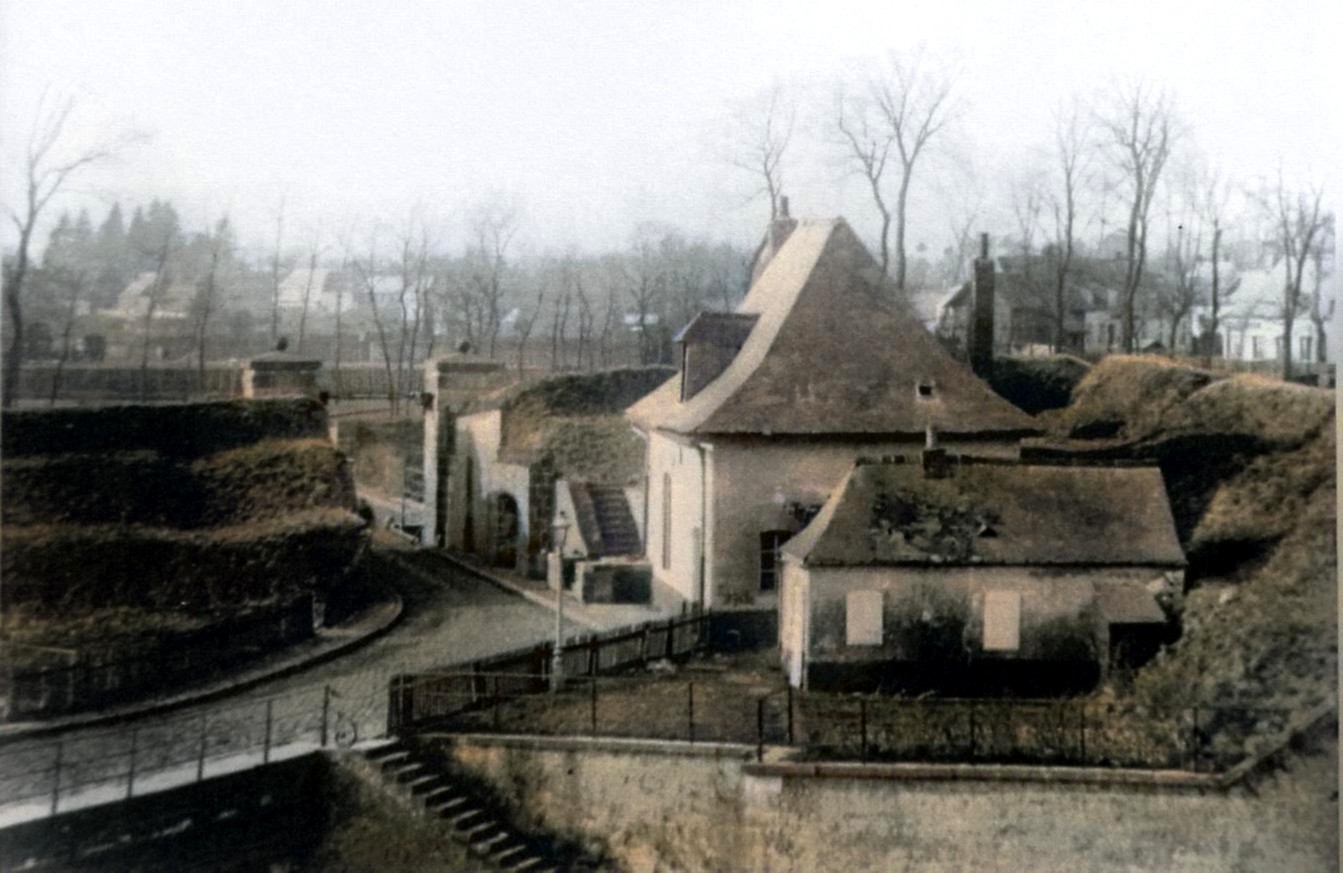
428 795 471 815
474 830 512 853
363 741 409 761
494 844 529 865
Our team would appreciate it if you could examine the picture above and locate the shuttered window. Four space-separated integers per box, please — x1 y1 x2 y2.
983 591 1021 652
845 590 883 646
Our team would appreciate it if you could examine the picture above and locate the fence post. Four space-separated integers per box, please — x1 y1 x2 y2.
196 715 208 781
126 727 139 799
1190 706 1200 773
665 618 676 659
590 678 598 737
786 685 795 746
859 699 868 763
640 625 651 667
492 676 501 731
1078 704 1087 764
756 697 765 762
968 700 977 761
263 699 274 764
321 685 332 748
687 681 695 744
50 740 63 816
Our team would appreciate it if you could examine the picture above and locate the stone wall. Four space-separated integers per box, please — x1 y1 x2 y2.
433 729 1337 873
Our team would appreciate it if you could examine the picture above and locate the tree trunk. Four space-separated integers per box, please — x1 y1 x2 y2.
894 170 911 293
1 228 32 409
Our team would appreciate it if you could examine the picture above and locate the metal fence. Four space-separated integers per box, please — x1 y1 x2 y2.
1 597 315 722
391 659 1292 774
390 611 710 733
0 672 390 825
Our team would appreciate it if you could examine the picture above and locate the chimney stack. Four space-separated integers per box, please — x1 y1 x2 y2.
922 423 950 478
753 195 799 285
969 232 995 378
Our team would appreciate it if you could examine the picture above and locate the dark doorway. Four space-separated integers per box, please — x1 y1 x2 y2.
490 492 520 568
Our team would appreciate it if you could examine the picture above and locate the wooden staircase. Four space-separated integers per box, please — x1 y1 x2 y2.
363 740 613 872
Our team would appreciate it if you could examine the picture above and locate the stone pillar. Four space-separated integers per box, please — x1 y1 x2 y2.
421 355 508 548
969 233 996 378
241 352 322 399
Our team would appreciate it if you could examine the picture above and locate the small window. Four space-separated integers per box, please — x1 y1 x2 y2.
983 591 1021 652
846 590 884 646
1301 335 1314 360
916 380 935 400
759 530 791 592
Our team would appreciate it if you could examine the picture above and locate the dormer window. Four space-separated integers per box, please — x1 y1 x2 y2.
916 380 936 400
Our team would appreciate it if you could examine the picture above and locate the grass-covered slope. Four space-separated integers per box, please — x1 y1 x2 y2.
0 401 366 619
1039 356 1336 714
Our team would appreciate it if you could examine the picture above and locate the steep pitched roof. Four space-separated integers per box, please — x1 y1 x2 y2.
783 459 1186 568
627 219 1037 437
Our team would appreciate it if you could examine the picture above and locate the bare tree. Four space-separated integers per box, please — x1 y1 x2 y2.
193 216 233 393
1159 207 1201 352
1258 171 1328 379
1198 165 1239 359
466 198 521 359
834 51 956 292
550 257 574 372
725 82 795 219
268 197 286 344
626 227 666 365
1046 101 1091 351
1308 211 1335 368
514 283 545 374
346 227 398 413
832 84 896 278
572 259 595 370
295 233 323 353
1096 83 1178 351
2 96 136 407
137 227 180 401
47 267 87 406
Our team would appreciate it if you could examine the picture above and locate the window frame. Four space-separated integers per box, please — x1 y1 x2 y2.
758 530 791 593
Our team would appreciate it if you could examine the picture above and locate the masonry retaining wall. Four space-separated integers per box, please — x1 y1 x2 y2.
430 725 1338 873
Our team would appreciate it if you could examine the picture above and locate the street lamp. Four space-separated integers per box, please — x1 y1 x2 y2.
550 511 571 693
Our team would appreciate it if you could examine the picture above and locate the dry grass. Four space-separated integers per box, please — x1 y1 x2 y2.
1048 358 1338 717
1054 355 1222 440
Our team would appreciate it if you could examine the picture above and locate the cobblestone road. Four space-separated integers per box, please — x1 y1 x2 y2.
0 553 582 823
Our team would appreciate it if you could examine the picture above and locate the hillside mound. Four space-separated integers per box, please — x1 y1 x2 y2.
985 354 1092 415
1 400 366 621
1037 356 1336 715
492 366 672 483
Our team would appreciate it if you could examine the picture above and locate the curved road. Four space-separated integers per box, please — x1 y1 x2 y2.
0 552 583 824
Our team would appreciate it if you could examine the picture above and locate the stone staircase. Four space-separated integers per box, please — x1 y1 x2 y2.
584 484 641 557
363 740 613 872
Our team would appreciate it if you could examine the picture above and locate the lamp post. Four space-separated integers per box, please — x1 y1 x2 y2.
550 511 571 693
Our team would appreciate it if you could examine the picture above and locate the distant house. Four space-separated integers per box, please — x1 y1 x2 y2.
1191 262 1336 366
627 213 1039 630
276 268 357 316
939 256 1092 356
779 454 1185 693
103 271 198 322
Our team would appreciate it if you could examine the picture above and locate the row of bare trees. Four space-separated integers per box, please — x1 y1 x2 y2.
724 61 1333 376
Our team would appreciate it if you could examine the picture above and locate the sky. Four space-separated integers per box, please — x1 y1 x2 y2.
1 0 1338 262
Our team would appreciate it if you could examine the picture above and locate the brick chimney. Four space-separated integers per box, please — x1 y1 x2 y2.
969 232 995 378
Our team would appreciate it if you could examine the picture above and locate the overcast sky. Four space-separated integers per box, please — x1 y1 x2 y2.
1 0 1338 261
